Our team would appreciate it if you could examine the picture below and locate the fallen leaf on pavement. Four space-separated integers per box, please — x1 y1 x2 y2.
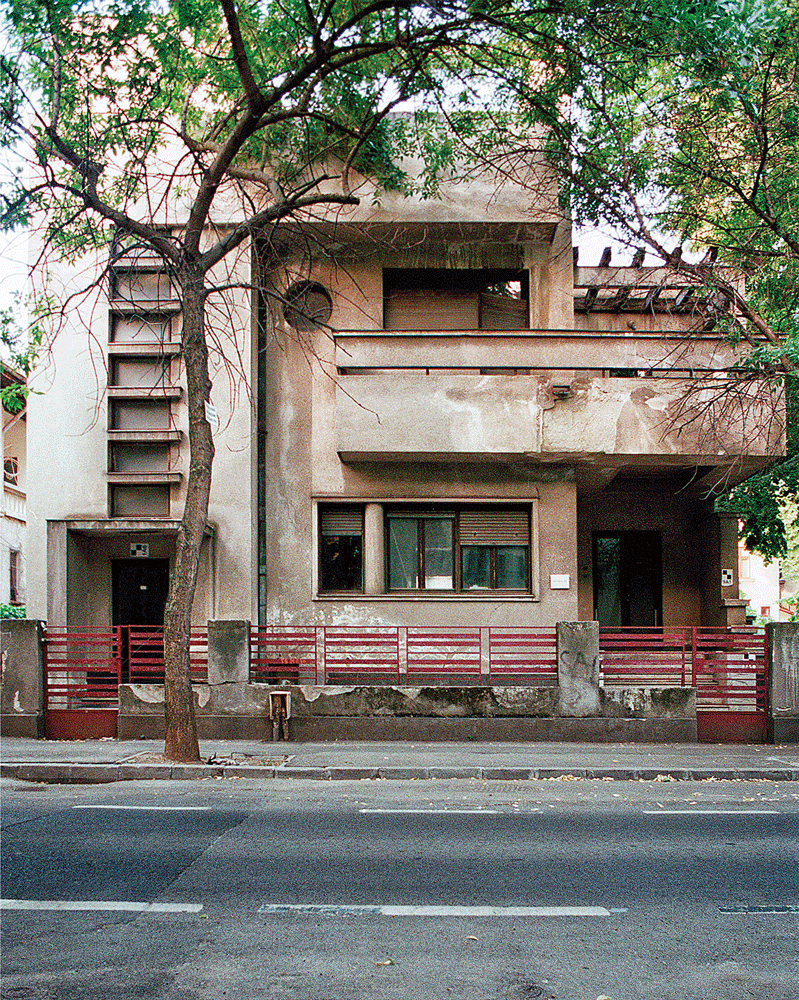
374 959 395 966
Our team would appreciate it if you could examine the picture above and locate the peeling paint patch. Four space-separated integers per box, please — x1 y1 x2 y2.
300 685 357 702
494 687 538 709
13 691 21 712
196 686 210 708
129 685 165 705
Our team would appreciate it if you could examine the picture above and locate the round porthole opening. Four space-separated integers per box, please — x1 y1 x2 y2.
282 280 333 331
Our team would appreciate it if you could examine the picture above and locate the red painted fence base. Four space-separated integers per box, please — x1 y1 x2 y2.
697 711 767 744
44 709 118 740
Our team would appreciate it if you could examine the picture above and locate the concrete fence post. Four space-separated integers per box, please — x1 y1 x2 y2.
767 622 799 743
0 619 45 738
557 620 600 717
207 620 251 686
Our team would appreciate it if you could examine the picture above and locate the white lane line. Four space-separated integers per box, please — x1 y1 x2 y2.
73 806 213 811
258 903 613 917
1 899 203 913
643 809 780 815
359 808 500 815
720 904 799 914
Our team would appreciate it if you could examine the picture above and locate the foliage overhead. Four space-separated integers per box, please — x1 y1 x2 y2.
486 0 799 560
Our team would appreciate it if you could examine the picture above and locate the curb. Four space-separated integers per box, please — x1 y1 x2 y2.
2 762 799 784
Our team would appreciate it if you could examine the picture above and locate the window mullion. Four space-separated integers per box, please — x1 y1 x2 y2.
418 519 425 590
454 513 461 592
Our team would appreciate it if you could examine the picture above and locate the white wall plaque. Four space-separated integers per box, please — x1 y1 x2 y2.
204 400 219 427
550 574 570 590
721 568 734 587
130 543 149 558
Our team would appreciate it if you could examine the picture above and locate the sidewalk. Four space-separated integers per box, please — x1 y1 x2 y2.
2 736 799 783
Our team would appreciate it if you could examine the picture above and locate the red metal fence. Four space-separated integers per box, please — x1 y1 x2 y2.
691 626 768 742
599 625 767 742
41 623 767 741
599 627 689 687
250 626 318 684
43 626 122 739
249 625 558 686
125 626 208 684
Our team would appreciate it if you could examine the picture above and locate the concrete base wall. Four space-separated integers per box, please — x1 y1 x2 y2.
288 716 697 742
769 717 799 744
118 712 695 743
118 713 271 741
118 682 697 743
0 712 43 738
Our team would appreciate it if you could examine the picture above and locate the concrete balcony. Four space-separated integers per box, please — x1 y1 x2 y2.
2 485 25 522
335 372 783 468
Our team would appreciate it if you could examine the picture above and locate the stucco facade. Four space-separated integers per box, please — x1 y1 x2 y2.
26 159 783 635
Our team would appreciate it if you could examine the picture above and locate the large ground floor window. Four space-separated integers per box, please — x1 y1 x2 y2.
387 506 530 593
317 502 533 596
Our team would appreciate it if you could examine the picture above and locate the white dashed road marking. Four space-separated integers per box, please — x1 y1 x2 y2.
643 809 780 815
72 805 213 811
258 903 615 917
1 899 203 913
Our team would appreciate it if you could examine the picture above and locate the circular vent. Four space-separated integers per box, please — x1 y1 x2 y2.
282 280 333 331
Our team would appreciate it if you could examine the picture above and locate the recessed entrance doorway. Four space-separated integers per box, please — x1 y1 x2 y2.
593 531 662 627
112 558 170 681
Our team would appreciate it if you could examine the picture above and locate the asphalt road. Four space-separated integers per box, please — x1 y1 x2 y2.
2 777 798 1000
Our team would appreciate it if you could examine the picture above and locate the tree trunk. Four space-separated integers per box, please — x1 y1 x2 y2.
163 272 214 762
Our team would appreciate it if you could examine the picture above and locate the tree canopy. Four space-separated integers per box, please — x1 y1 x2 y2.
482 0 799 561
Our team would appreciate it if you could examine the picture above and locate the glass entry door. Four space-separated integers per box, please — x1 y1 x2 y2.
593 532 662 626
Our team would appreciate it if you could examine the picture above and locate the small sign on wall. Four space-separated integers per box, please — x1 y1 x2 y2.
204 400 219 428
131 543 150 558
550 574 570 590
721 568 734 587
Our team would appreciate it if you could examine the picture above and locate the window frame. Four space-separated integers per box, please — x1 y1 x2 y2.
9 548 20 604
385 505 533 595
3 457 18 486
317 503 365 594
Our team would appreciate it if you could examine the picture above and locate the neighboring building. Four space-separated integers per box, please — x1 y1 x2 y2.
737 529 799 624
25 158 783 636
738 533 782 623
1 365 26 609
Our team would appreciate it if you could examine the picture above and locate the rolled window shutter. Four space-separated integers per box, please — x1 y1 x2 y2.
320 508 363 536
459 509 529 545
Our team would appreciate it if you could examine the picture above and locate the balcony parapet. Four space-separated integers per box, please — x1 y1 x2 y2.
2 484 25 522
336 373 784 465
334 328 743 374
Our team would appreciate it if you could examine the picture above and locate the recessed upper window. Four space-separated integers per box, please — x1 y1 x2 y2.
383 269 529 331
283 281 333 331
